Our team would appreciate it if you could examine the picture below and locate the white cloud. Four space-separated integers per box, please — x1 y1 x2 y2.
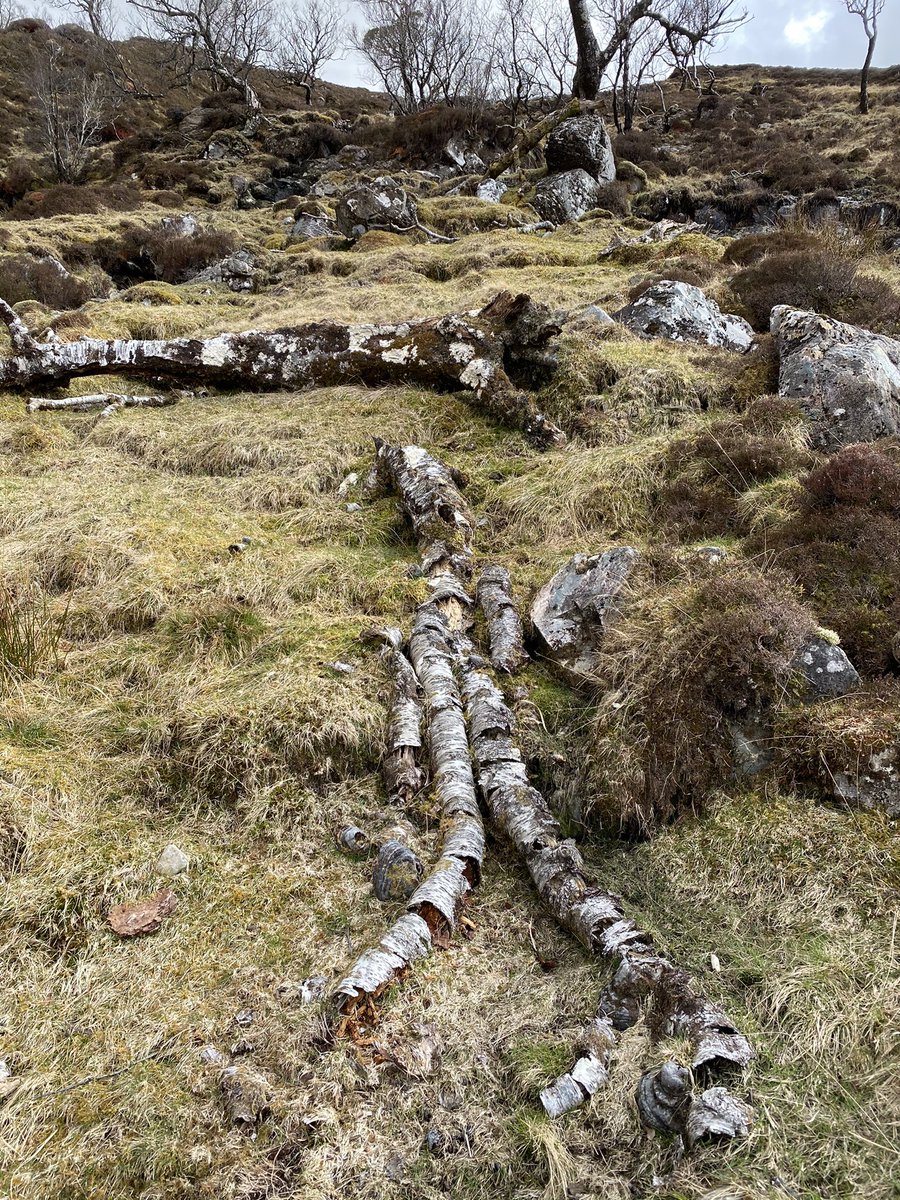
784 9 833 48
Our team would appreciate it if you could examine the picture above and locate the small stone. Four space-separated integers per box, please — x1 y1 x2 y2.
199 1044 228 1067
384 1150 405 1181
156 843 189 877
424 1128 444 1153
346 502 362 512
330 660 355 674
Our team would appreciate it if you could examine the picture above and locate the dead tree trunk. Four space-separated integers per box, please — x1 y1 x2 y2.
458 654 752 1123
477 565 528 674
1 294 565 449
333 443 485 1017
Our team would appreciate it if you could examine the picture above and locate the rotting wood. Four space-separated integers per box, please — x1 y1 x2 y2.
365 626 425 808
477 565 528 674
2 292 565 449
26 393 175 417
333 442 485 1017
456 653 752 1122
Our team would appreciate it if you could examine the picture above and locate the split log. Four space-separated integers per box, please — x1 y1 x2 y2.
333 442 485 1015
2 293 565 449
26 393 174 417
370 627 425 807
457 655 752 1119
477 565 528 674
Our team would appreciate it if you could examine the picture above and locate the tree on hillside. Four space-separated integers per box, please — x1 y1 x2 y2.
33 42 112 182
276 0 345 103
126 0 274 119
844 0 884 114
356 0 491 112
492 0 577 115
60 0 116 38
567 0 745 101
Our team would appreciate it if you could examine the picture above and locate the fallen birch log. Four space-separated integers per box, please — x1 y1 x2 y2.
369 627 425 808
477 565 528 674
458 653 752 1127
1 294 565 448
333 443 485 1016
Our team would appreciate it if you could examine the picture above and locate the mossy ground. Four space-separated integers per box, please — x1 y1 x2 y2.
1 196 898 1200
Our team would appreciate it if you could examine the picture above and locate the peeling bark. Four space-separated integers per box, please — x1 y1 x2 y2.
333 442 485 1015
457 657 752 1119
374 627 425 808
477 565 528 674
637 1060 753 1147
2 292 565 448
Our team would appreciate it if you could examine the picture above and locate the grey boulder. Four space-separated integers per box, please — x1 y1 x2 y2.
791 636 860 700
771 306 900 449
530 548 639 685
614 280 754 352
476 178 507 204
832 745 900 818
545 115 615 182
335 178 418 239
189 249 256 292
533 168 604 225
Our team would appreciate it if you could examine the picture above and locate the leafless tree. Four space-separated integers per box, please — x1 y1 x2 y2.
844 0 884 114
594 0 667 130
58 0 116 37
491 0 577 115
126 0 275 117
276 0 345 103
34 41 111 181
0 0 23 28
356 0 491 112
567 0 746 101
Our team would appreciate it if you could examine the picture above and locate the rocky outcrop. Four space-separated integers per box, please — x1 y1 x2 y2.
335 178 418 239
614 281 754 352
832 745 900 817
476 179 507 204
533 169 604 225
545 116 615 182
188 249 257 292
530 548 639 685
772 306 900 450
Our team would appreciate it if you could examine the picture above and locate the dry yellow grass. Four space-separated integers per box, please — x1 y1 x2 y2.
0 200 898 1200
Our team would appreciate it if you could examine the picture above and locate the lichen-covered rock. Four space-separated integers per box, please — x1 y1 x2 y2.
832 745 900 817
791 636 860 700
476 179 507 204
188 249 256 292
335 178 418 239
545 115 615 181
532 169 604 225
530 548 639 685
290 213 331 240
771 306 900 449
614 281 754 352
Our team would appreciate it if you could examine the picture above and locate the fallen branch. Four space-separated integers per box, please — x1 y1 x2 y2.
457 654 752 1122
3 292 565 449
375 626 425 808
26 393 174 417
477 565 528 674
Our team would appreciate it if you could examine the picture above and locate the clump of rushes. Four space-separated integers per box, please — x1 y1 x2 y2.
0 580 66 690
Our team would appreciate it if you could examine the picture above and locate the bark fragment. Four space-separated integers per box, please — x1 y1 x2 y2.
2 292 565 447
477 565 528 674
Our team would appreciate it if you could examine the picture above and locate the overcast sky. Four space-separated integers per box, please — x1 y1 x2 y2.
323 0 899 89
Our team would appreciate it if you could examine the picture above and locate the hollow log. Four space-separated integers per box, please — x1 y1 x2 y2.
1 293 565 448
457 655 752 1119
477 565 528 674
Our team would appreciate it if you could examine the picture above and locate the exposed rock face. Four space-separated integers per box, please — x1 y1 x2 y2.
189 249 256 292
476 179 507 204
791 637 860 700
545 116 615 182
530 548 639 685
533 169 604 225
335 178 418 239
771 306 900 449
831 745 900 817
290 213 332 239
614 281 754 352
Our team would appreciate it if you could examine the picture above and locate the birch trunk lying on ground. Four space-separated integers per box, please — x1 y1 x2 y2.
477 565 528 674
0 294 565 448
333 443 484 1015
458 653 752 1128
